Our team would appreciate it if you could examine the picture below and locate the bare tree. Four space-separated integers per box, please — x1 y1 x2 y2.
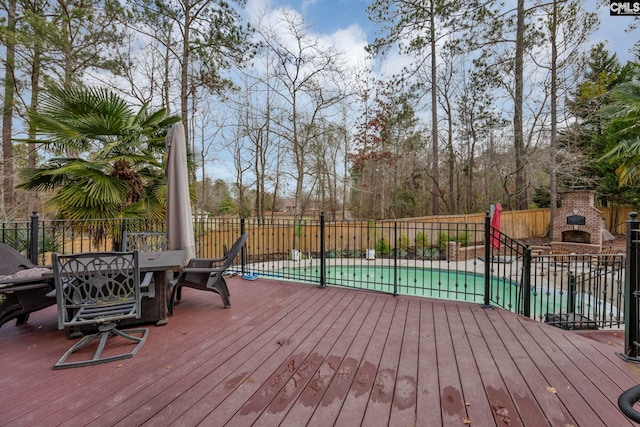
257 11 348 221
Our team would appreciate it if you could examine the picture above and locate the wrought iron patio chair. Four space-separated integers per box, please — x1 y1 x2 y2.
122 231 167 298
169 233 248 314
122 231 167 252
52 251 148 369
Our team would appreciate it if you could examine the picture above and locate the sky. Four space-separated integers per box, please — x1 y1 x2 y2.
209 0 639 184
246 0 638 67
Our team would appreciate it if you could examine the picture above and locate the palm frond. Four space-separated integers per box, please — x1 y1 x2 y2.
21 84 175 222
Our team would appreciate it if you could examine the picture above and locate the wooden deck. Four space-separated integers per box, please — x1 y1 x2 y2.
1 277 639 426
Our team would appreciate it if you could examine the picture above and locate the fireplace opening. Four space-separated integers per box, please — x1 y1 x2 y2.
561 230 591 244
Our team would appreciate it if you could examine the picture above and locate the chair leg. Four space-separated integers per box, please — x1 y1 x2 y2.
219 277 231 307
207 277 230 308
168 284 180 316
53 323 148 369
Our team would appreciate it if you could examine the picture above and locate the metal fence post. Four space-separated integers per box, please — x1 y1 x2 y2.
620 212 640 361
29 211 39 265
568 271 577 313
320 212 326 288
240 218 246 276
522 244 531 317
483 211 491 308
393 221 398 296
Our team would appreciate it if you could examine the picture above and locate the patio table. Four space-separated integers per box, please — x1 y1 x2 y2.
0 250 186 329
125 249 186 326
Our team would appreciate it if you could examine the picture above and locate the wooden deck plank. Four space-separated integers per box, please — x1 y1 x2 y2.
541 324 633 399
277 292 379 426
23 281 291 425
567 329 640 388
57 282 301 426
492 309 604 426
126 283 335 426
387 297 421 427
415 299 443 426
0 278 637 426
165 286 352 425
432 301 469 425
510 312 634 426
449 303 503 426
303 295 388 426
235 291 370 426
331 295 397 426
474 306 559 426
360 296 409 426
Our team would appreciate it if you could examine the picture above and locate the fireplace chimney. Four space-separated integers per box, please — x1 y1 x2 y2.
551 189 602 254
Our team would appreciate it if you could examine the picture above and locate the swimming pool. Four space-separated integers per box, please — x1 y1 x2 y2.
262 264 612 317
269 264 521 307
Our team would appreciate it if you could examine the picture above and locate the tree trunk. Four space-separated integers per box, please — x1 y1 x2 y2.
549 0 558 240
430 0 439 215
181 10 191 146
27 38 43 216
514 0 527 210
2 0 17 214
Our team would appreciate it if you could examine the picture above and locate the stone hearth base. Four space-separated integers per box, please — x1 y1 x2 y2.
550 241 601 254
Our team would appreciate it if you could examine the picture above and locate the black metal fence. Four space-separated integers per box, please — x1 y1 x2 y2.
621 212 640 361
0 212 627 328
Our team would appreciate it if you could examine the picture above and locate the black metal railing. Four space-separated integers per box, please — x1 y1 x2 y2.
618 212 640 424
0 211 626 328
621 212 640 361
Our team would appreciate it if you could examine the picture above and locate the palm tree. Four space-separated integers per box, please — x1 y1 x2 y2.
18 84 181 224
600 82 640 186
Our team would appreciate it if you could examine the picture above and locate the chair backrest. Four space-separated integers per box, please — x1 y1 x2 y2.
223 233 248 269
0 243 37 276
179 233 248 290
52 251 142 330
181 233 248 277
122 232 167 252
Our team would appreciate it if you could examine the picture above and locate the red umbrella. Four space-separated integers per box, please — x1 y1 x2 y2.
490 203 502 250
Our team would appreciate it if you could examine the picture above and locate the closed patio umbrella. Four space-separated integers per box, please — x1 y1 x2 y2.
166 122 195 265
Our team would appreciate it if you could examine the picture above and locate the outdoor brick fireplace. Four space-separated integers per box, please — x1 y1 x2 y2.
551 189 602 254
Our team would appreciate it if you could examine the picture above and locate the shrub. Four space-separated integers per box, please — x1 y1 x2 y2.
397 232 410 251
456 231 471 247
415 232 429 252
437 232 450 251
376 238 391 255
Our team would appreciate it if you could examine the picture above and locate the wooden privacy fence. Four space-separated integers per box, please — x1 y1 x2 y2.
217 206 629 257
406 206 632 240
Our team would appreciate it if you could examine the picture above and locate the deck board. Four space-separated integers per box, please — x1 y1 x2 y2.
304 294 387 427
453 303 503 426
467 302 569 426
0 277 637 426
387 297 420 427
